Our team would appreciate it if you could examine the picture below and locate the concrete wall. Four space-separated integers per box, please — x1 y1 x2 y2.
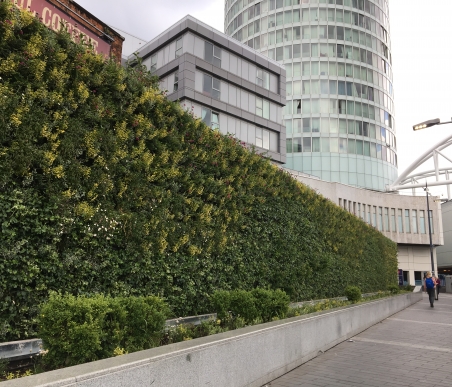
397 245 437 285
3 292 421 387
295 173 443 246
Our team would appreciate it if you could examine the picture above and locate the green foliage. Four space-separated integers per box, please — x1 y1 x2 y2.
0 3 397 341
37 293 169 368
345 286 362 303
0 357 8 376
163 319 227 345
211 289 290 324
387 284 400 294
399 285 414 292
287 299 350 317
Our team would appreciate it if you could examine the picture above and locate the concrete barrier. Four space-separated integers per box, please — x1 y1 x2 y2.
1 292 421 387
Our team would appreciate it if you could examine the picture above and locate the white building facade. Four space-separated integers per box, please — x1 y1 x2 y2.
290 171 443 286
224 0 396 191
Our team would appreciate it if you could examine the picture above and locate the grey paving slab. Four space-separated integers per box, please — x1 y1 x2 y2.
267 293 452 387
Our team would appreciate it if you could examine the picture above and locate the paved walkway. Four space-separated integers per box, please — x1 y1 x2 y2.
268 293 452 387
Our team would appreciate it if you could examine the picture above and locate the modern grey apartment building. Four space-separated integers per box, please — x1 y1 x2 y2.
128 15 287 164
224 0 396 190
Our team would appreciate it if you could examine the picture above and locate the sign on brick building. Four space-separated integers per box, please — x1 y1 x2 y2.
10 0 122 58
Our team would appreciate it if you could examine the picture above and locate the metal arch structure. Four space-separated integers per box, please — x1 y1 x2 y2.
387 132 452 199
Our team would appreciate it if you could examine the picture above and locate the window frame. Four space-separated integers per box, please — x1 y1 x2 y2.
150 54 157 73
175 37 183 58
202 73 221 100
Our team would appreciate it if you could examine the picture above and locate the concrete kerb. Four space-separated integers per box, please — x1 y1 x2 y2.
0 292 422 387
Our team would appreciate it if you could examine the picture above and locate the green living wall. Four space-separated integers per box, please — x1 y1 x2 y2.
0 3 397 341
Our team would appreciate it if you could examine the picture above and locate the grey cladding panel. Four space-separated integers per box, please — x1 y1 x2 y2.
255 85 269 98
185 53 196 64
179 19 188 32
184 88 195 100
268 61 282 75
227 40 243 57
268 121 282 132
194 91 212 106
186 19 198 33
182 60 196 72
167 24 181 42
255 55 268 68
242 79 256 93
227 73 242 86
195 58 213 74
241 111 254 122
268 91 280 102
255 116 266 127
157 31 171 48
242 49 256 62
226 105 242 117
196 24 214 40
184 78 195 90
211 99 227 112
213 33 229 48
211 67 228 80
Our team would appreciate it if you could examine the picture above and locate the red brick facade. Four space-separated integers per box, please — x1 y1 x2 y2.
11 0 124 62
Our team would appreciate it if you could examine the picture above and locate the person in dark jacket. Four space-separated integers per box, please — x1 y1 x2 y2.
424 271 436 307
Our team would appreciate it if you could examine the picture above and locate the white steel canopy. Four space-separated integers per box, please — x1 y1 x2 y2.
387 132 452 199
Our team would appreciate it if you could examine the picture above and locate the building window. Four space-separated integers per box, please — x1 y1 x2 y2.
256 97 270 119
255 127 272 150
173 72 179 92
367 205 371 224
256 128 263 148
294 99 301 114
419 210 426 234
384 207 389 231
412 210 418 233
405 209 410 233
372 206 377 228
378 207 383 231
202 73 221 100
398 209 403 232
256 68 270 90
175 37 183 57
391 208 396 232
204 41 221 67
150 54 157 73
428 210 434 233
201 107 219 130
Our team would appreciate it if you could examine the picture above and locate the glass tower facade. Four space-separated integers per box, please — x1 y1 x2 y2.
224 0 397 191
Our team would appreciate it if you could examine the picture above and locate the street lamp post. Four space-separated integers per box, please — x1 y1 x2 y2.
412 118 449 276
423 182 435 275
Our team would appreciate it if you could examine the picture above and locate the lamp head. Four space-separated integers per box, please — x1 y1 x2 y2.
413 118 440 131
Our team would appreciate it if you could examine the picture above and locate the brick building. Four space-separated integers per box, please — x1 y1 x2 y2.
10 0 124 61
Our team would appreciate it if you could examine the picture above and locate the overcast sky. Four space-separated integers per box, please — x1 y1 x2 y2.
77 0 452 197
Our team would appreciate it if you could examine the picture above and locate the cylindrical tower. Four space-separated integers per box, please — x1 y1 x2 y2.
225 0 396 191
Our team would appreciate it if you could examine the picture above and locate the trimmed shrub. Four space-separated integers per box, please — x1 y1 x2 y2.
38 293 169 368
387 284 400 294
0 3 397 340
345 286 362 303
251 288 290 322
212 289 290 324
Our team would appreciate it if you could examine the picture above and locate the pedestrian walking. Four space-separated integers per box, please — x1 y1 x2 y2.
424 271 436 307
434 275 441 300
